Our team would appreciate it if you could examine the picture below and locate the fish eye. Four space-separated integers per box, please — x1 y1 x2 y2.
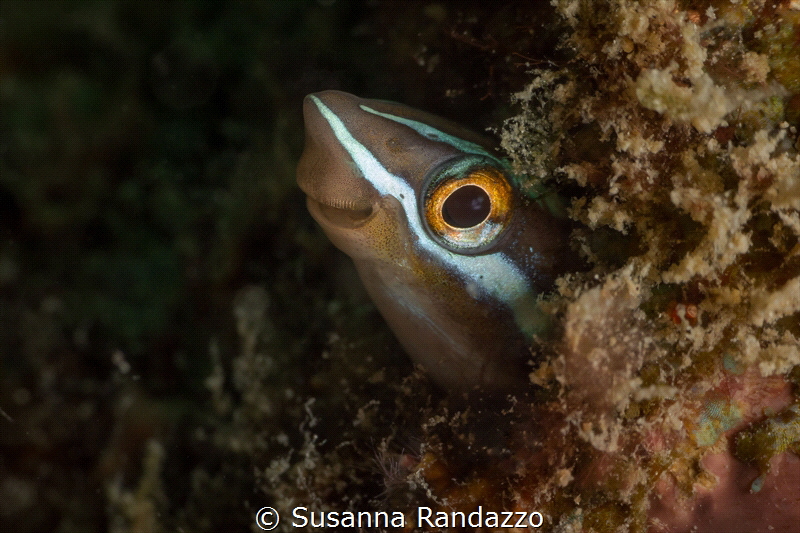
421 155 514 254
441 185 491 228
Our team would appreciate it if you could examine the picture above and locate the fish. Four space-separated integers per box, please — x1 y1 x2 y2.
297 90 577 390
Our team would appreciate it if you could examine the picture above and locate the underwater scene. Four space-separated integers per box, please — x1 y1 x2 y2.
1 1 799 531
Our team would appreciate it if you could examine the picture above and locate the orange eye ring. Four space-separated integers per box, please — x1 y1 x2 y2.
421 157 514 254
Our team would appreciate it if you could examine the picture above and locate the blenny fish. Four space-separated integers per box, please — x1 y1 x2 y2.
297 91 576 390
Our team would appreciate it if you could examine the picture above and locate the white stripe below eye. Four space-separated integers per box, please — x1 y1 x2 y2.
310 95 543 337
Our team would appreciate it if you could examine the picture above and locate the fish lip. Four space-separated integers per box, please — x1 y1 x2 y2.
296 177 371 212
304 195 374 230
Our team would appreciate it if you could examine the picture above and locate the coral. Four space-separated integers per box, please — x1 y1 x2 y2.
488 0 800 530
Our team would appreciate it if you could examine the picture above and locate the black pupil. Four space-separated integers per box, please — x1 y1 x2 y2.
441 185 491 228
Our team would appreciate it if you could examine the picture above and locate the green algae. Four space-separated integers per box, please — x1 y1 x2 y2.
693 398 744 447
734 402 800 473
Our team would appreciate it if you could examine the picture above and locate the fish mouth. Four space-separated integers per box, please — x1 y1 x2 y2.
296 91 380 231
304 195 374 230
